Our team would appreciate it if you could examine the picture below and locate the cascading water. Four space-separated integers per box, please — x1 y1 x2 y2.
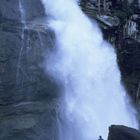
16 0 26 86
41 0 138 139
19 0 26 27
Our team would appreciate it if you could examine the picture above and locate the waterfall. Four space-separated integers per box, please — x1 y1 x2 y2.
41 0 138 139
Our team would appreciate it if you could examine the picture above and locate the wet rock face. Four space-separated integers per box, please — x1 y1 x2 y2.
108 125 140 140
118 38 140 100
22 0 45 21
0 22 59 140
0 0 44 22
0 0 61 140
0 0 20 22
0 27 59 105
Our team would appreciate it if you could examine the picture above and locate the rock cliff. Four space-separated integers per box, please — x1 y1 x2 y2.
0 0 61 140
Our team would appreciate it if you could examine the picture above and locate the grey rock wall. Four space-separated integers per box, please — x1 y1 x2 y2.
0 0 20 22
0 0 60 140
0 0 44 22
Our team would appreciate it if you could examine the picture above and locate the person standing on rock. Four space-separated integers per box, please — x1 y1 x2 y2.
98 136 104 140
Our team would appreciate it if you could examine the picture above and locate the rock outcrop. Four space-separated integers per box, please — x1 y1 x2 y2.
108 125 140 140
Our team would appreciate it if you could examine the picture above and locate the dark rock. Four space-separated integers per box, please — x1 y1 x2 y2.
108 125 140 140
117 38 140 101
0 15 60 140
22 0 45 21
0 0 62 139
0 0 20 22
0 0 45 23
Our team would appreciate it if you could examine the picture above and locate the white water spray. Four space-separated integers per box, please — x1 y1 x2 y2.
41 0 138 139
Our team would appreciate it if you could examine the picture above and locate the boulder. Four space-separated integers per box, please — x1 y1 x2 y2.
108 125 140 140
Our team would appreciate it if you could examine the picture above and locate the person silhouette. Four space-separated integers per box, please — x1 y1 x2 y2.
98 136 104 140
